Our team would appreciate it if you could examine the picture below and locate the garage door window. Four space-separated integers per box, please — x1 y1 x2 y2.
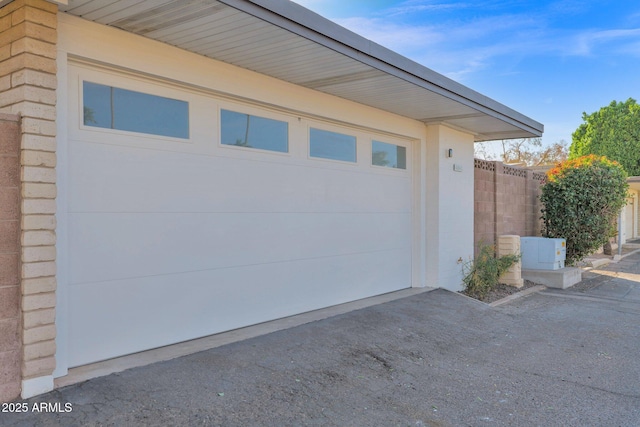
221 109 288 153
310 128 356 162
82 81 189 139
372 140 406 169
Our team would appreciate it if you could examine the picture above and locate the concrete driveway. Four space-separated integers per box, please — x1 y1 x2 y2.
3 254 640 426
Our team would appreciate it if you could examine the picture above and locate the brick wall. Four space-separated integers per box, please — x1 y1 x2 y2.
474 159 546 254
0 114 21 402
0 0 58 399
474 160 497 250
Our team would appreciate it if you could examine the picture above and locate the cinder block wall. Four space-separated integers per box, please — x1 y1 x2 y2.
0 0 58 400
497 163 528 237
527 171 546 239
0 114 21 402
474 159 545 255
474 159 497 249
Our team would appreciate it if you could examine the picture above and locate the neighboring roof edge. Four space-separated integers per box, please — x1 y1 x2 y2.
218 0 543 138
627 176 640 192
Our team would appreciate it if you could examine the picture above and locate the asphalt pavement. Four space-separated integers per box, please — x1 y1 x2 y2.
3 253 640 426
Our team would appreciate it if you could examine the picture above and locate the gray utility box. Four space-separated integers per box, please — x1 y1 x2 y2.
521 237 566 270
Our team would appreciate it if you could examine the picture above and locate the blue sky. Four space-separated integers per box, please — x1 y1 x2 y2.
292 0 640 154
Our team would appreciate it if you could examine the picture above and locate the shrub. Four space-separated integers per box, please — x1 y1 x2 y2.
462 243 520 300
540 155 628 265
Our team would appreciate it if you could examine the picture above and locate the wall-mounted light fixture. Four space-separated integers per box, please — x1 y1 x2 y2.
446 148 453 158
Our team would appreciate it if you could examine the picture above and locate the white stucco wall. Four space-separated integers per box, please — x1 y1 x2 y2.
636 191 640 239
623 191 638 243
425 124 475 291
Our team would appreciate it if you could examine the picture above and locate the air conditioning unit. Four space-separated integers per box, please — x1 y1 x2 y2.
521 237 566 270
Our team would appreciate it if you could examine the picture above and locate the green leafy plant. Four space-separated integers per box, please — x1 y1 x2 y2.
570 99 640 176
540 155 628 265
462 243 520 301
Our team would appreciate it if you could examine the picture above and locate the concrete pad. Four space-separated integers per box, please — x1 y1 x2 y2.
522 267 582 289
588 258 611 268
490 284 546 307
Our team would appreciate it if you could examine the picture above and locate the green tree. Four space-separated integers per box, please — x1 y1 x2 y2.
540 155 628 265
570 98 640 176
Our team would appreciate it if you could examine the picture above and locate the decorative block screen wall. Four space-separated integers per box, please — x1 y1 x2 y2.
474 159 546 254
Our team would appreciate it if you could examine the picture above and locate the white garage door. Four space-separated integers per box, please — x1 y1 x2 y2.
64 64 413 367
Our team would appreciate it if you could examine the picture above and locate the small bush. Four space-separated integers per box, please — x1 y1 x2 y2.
462 244 520 300
540 155 628 265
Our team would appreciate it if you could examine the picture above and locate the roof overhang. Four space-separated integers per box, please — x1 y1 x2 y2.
58 0 543 142
628 177 640 192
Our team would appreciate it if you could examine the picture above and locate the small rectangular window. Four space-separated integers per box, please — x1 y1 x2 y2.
309 128 356 162
83 81 189 139
221 109 288 153
372 140 407 169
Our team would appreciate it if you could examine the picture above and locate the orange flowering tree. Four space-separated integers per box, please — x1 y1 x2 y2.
541 155 628 265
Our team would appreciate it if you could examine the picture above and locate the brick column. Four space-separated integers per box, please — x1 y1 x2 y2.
0 0 58 399
0 114 21 403
497 235 523 287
